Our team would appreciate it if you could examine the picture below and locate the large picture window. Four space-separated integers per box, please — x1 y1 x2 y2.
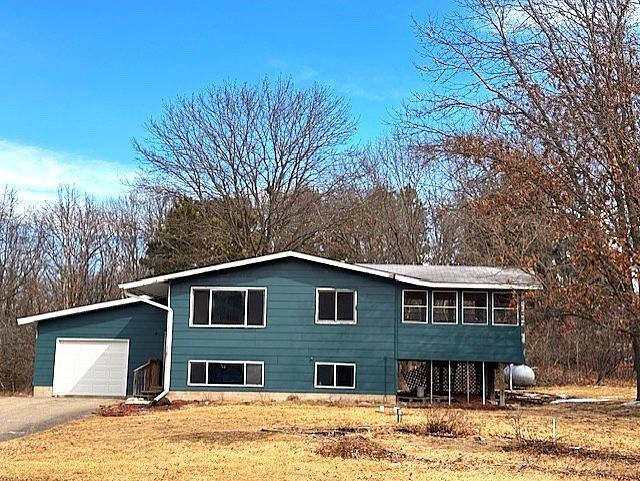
190 287 266 327
188 360 264 387
432 291 458 324
493 292 519 326
314 362 356 389
462 291 488 324
403 290 428 323
315 288 357 324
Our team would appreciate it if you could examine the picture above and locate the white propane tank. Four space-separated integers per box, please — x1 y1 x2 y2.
503 364 536 388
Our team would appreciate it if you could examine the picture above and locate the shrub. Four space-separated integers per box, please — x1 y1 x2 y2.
398 410 477 438
316 435 405 462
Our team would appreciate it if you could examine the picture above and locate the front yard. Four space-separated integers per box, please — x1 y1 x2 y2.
0 385 638 481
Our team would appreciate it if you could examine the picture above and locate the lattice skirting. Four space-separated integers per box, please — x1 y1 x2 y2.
401 361 484 395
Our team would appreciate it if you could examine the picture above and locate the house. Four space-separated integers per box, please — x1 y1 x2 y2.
17 251 541 403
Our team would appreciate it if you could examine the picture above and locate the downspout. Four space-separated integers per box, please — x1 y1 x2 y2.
124 287 173 404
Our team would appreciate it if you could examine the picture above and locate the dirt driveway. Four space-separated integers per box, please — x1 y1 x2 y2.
0 397 115 442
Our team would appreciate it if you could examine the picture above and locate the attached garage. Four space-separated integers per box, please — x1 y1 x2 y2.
53 338 130 397
19 298 166 397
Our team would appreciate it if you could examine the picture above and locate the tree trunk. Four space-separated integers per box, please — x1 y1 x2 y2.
632 325 640 402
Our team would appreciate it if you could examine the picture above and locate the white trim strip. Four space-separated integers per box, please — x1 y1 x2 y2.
187 360 265 388
431 290 459 325
119 251 396 291
401 289 429 324
314 362 356 389
314 288 357 324
118 250 542 292
17 298 143 325
189 286 267 328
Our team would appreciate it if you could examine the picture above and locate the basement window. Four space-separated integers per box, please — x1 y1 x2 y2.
432 291 458 324
314 362 356 389
315 288 357 324
188 360 264 387
190 287 266 327
403 290 428 323
493 292 519 326
462 291 488 324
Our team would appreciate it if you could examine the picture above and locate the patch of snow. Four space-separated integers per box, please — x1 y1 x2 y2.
623 400 640 407
550 397 613 404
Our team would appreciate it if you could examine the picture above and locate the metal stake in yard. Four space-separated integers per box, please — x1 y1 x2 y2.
552 417 557 443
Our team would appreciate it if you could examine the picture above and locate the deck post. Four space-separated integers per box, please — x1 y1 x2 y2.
448 360 451 405
466 362 470 404
482 361 486 405
509 363 514 390
430 360 433 404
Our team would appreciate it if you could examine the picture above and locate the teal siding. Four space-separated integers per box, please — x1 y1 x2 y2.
33 303 166 394
30 258 526 397
396 285 524 363
169 259 397 395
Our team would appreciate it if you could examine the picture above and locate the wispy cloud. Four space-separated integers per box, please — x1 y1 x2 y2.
266 58 399 103
0 140 134 204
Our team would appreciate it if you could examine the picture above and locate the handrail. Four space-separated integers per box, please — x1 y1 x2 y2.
133 361 152 374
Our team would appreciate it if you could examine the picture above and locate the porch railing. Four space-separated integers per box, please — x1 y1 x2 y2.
132 359 163 398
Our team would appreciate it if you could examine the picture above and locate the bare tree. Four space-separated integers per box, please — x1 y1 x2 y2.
407 0 640 397
0 189 44 391
134 77 356 261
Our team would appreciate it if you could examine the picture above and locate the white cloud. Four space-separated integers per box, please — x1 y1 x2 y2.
0 140 135 204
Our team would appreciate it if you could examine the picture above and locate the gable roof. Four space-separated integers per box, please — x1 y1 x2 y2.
119 251 541 297
17 297 144 325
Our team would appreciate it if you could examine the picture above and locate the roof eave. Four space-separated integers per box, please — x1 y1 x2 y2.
118 251 396 291
16 297 144 326
394 274 543 290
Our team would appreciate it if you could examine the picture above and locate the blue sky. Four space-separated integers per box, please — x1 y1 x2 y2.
0 1 450 202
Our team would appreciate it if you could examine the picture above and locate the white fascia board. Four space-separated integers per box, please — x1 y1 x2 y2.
393 274 543 291
17 297 144 325
118 251 396 291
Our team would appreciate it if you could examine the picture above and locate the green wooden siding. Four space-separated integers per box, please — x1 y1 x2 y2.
169 258 398 395
33 303 166 394
396 285 524 363
31 258 525 397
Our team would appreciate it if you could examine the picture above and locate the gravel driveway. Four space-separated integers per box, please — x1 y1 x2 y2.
0 397 115 441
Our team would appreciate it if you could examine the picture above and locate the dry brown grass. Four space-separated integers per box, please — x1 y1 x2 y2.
0 385 638 481
397 409 478 438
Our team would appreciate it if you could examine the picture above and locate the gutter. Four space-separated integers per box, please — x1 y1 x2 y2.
124 292 173 404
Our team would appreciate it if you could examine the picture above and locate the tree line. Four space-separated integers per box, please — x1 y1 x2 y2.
2 0 639 398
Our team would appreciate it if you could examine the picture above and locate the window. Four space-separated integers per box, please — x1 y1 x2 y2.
314 362 356 389
403 290 428 323
188 360 264 387
190 287 266 327
462 291 488 324
315 289 357 324
493 292 519 325
432 291 458 324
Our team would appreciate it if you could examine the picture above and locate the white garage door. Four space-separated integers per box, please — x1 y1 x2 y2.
53 338 129 397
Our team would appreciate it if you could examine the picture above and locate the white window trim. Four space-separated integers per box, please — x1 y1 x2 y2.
187 360 265 387
461 291 489 325
313 362 356 389
492 292 520 326
431 290 459 325
314 288 357 324
402 289 429 324
189 286 267 328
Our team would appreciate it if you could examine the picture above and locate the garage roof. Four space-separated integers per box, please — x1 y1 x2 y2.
17 297 143 325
